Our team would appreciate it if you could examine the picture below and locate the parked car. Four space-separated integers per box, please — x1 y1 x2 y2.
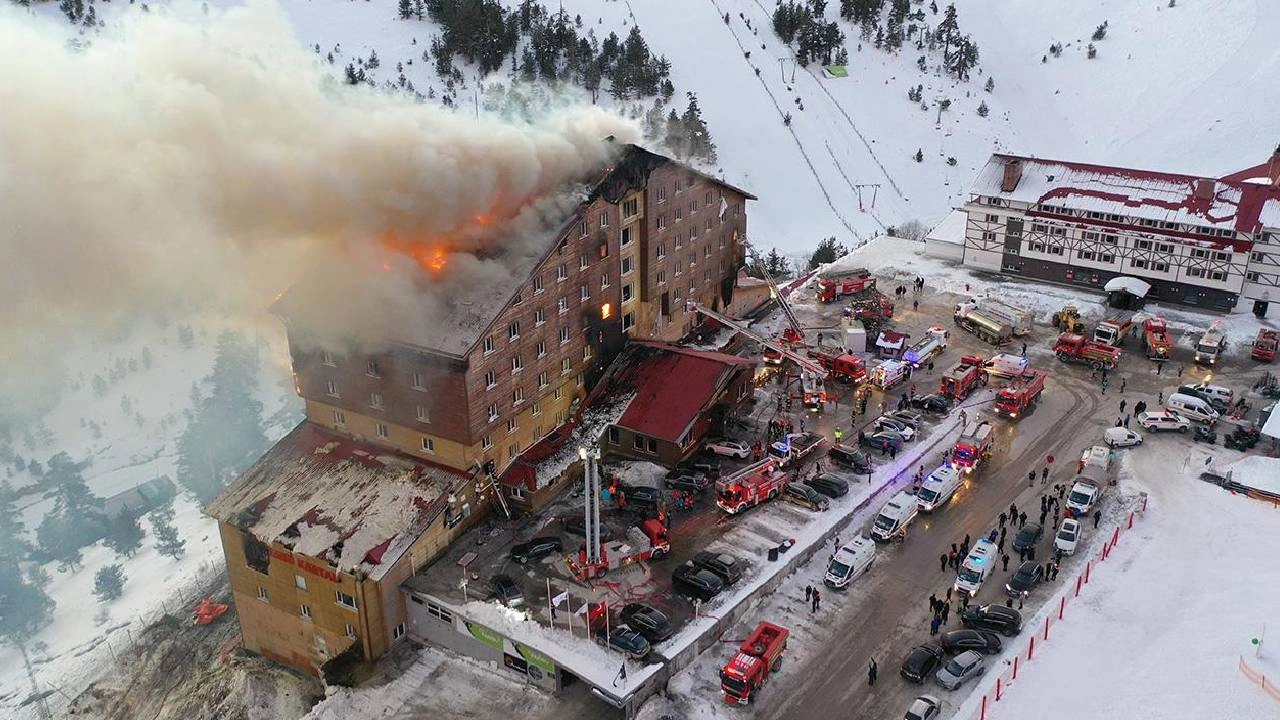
960 604 1023 636
671 563 725 602
1137 410 1190 433
561 516 614 541
1005 561 1044 597
828 443 874 473
899 643 945 683
783 482 830 511
807 473 850 498
617 484 666 513
1177 384 1229 411
595 625 650 659
1054 518 1080 556
681 454 722 478
904 695 943 720
664 468 710 493
705 438 751 458
940 629 1003 655
873 416 917 441
935 650 986 690
1011 523 1043 552
618 603 673 643
1103 427 1143 448
510 536 563 564
489 574 523 606
858 430 904 453
888 410 925 429
910 393 953 413
691 551 745 586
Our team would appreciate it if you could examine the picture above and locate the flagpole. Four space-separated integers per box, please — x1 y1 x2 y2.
605 600 610 644
546 578 553 629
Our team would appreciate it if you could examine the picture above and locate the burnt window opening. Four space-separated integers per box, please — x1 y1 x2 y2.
244 534 271 575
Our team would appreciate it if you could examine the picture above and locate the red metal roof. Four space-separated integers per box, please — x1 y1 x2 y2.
615 344 754 443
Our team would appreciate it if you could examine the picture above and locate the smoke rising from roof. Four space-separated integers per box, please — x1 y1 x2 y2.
0 2 639 412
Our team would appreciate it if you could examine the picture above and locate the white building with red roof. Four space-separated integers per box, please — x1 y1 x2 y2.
961 149 1280 314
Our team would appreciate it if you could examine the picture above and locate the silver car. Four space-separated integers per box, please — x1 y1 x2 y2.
935 650 986 690
904 695 942 720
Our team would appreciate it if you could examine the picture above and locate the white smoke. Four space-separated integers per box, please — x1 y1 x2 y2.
0 1 640 416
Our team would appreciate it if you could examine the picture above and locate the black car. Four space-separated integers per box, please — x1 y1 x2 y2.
910 393 953 413
681 454 723 478
692 551 745 586
940 629 1003 655
664 468 711 493
619 603 674 643
807 473 850 498
672 563 725 602
561 516 614 541
857 430 904 453
1005 561 1044 597
510 536 563 564
1011 523 1043 552
899 642 945 683
961 604 1023 636
827 444 874 474
489 574 524 606
595 625 651 659
618 484 666 513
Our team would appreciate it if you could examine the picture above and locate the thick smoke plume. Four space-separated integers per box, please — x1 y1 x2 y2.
0 2 639 414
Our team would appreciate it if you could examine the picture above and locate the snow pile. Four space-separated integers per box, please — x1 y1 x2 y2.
1223 455 1280 497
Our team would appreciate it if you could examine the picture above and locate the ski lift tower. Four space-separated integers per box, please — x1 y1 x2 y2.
579 444 603 565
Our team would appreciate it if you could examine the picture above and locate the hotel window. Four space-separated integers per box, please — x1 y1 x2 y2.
600 273 611 290
1213 251 1230 261
1135 240 1152 250
1247 272 1260 282
535 308 546 325
512 292 522 306
482 434 493 450
704 245 711 258
321 350 336 366
1251 251 1266 262
1082 231 1099 241
369 392 383 409
511 355 523 373
688 227 696 243
622 284 634 302
656 215 666 230
333 409 345 428
416 405 430 423
557 264 568 281
1156 243 1173 253
621 227 633 247
412 371 426 390
1102 234 1118 245
326 379 339 397
1152 262 1169 272
257 586 269 602
295 575 307 590
675 206 683 222
532 401 542 416
1187 268 1205 278
656 243 666 259
1131 259 1148 270
1031 223 1048 233
608 427 620 444
508 444 520 459
582 345 592 361
538 371 549 389
375 423 388 438
558 296 569 314
1192 249 1209 259
1141 218 1158 228
580 253 589 270
657 270 666 285
622 257 634 276
393 623 406 640
1100 254 1115 263
656 185 667 203
421 436 435 453
576 373 584 388
537 341 547 358
623 312 635 331
508 321 520 340
484 370 496 389
706 218 714 234
506 417 518 433
336 591 357 610
705 191 713 206
345 624 357 639
580 284 590 300
483 336 494 355
487 403 499 422
578 221 588 237
986 214 999 222
982 232 997 242
366 360 381 377
559 327 571 344
599 212 609 228
513 387 524 405
1078 251 1096 261
622 198 638 217
561 358 572 375
533 275 544 294
719 234 725 248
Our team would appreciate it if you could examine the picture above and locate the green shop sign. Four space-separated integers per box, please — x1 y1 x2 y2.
465 622 504 651
514 642 555 674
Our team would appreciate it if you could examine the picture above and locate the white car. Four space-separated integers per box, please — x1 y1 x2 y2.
1054 518 1080 556
1137 410 1190 433
1103 427 1142 448
904 695 942 720
873 416 917 441
704 438 750 458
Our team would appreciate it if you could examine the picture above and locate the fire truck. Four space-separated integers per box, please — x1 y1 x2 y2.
816 267 875 303
1053 333 1121 370
952 420 994 474
1093 313 1136 347
769 432 826 467
962 298 1033 337
1141 317 1173 361
1194 324 1228 366
568 519 670 580
994 369 1047 419
903 326 949 368
1252 329 1279 362
716 459 789 514
808 344 868 383
849 291 895 321
954 303 1013 346
720 621 789 704
939 357 987 400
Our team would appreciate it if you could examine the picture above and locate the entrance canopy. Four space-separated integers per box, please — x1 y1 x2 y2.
1104 276 1151 298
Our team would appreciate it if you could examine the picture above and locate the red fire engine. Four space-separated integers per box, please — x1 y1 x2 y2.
715 459 788 514
939 357 988 400
809 345 868 383
720 621 789 704
816 267 875 303
1052 333 1121 370
1141 317 1173 361
568 519 670 580
994 369 1047 419
952 420 994 474
1251 329 1279 362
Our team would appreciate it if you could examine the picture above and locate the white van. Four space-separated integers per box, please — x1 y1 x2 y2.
1080 445 1110 471
1166 393 1220 424
870 491 919 542
916 466 962 513
954 539 998 596
825 536 876 589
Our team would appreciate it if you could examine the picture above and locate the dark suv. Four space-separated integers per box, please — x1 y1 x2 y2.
807 473 849 498
618 485 665 513
664 468 710 493
510 536 563 564
672 563 724 602
961 604 1023 636
681 454 723 478
692 551 745 586
619 603 673 643
827 443 873 474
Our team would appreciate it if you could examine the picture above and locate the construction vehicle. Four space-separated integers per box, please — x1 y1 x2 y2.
870 359 910 390
816 267 876 303
1093 313 1136 347
1251 329 1278 362
568 519 669 580
952 420 994 474
720 621 789 704
963 298 1034 336
715 459 789 514
939 357 987 400
903 326 949 368
1053 333 1121 370
1052 306 1084 334
1194 323 1228 366
768 432 826 467
1141 317 1174 361
994 369 1047 419
953 303 1013 346
193 598 230 625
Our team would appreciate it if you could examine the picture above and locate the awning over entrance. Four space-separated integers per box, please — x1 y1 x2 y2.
1103 276 1151 298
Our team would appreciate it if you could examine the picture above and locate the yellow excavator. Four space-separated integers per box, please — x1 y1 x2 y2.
1052 306 1084 334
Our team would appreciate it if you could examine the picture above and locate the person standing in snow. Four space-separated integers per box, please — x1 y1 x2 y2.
1019 511 1027 527
868 658 878 686
940 602 950 624
1094 509 1103 528
805 585 813 603
1002 553 1010 572
811 589 821 612
940 553 949 572
1042 466 1050 483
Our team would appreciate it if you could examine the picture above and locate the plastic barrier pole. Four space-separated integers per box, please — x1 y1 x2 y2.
1028 636 1035 660
1142 494 1148 512
980 694 988 720
1075 575 1082 596
1111 526 1120 546
996 677 1003 701
1085 561 1091 583
1044 617 1051 641
1012 655 1019 680
1059 595 1066 620
1128 511 1134 529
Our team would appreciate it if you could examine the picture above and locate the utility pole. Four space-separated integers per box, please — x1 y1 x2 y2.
778 57 796 84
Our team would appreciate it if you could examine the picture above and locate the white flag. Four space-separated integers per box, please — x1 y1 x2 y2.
575 601 590 616
552 590 570 607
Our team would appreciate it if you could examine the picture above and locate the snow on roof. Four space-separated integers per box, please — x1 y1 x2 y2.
1224 455 1280 496
1103 276 1152 297
1261 408 1280 441
205 422 466 581
876 330 908 349
925 209 967 245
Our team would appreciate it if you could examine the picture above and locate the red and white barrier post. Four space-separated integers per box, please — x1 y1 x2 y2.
1028 636 1036 660
1012 655 1019 680
1059 595 1066 620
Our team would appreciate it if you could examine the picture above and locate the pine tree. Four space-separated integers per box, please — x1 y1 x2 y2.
663 109 687 158
681 92 717 163
367 49 380 70
0 483 31 566
808 237 848 270
105 511 144 557
0 561 55 641
93 564 125 602
914 148 924 162
1092 21 1108 41
398 0 412 20
984 76 994 93
151 505 186 560
977 100 989 117
936 4 959 60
